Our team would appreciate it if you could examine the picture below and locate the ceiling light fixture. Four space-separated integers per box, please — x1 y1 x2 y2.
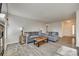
66 20 71 23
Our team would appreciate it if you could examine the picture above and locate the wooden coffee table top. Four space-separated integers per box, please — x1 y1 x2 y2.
34 36 47 42
34 36 48 47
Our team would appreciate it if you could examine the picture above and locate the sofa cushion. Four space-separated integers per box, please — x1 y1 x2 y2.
48 32 58 36
30 35 39 39
29 32 39 36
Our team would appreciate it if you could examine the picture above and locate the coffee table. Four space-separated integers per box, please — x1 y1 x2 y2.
34 37 48 47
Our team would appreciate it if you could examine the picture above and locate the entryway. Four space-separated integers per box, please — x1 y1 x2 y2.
61 18 76 47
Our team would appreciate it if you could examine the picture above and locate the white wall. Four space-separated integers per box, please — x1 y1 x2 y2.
48 21 62 37
7 14 46 44
76 10 79 47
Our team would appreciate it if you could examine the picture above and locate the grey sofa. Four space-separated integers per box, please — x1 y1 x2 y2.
27 32 39 43
48 32 59 42
26 32 59 44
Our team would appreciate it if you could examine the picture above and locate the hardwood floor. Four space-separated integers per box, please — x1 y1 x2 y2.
58 36 76 48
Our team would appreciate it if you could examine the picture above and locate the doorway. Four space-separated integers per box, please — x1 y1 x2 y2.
61 19 76 47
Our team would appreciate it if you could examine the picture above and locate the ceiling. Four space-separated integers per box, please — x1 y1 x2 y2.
2 3 79 23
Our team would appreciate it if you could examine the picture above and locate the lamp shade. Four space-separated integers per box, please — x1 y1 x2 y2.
19 27 23 31
0 13 6 19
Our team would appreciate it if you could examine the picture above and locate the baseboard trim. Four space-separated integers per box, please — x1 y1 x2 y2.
6 41 19 46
